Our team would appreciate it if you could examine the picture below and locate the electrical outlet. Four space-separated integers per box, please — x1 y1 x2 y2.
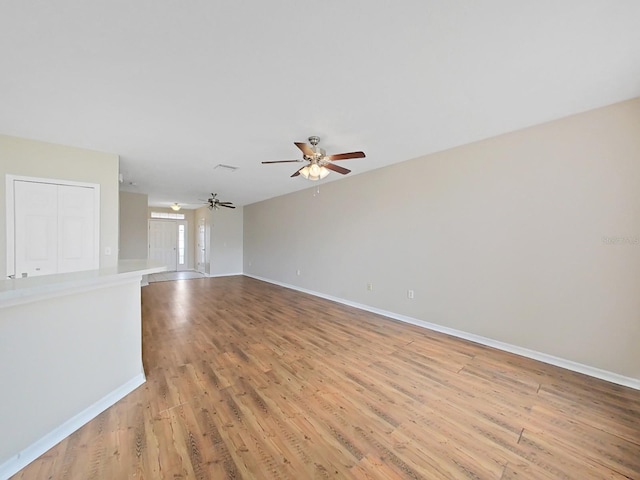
367 283 373 291
407 289 414 299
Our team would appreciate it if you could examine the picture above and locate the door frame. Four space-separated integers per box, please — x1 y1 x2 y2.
6 174 100 278
196 216 206 274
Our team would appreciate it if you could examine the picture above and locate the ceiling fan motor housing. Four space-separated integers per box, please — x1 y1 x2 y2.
307 136 325 161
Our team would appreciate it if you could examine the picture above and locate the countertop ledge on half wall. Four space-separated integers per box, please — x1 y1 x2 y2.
0 259 166 308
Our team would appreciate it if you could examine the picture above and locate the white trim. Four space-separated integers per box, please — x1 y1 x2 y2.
0 373 145 480
5 174 100 279
4 176 14 278
208 272 243 278
245 274 640 391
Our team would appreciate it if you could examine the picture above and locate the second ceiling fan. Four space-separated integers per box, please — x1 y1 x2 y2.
262 136 365 181
205 193 235 210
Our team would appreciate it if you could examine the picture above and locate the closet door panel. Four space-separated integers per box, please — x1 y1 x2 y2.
14 181 58 277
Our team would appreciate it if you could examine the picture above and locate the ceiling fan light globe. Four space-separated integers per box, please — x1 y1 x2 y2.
309 163 321 176
300 166 311 179
319 167 330 179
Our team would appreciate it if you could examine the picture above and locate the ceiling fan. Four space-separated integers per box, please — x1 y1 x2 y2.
204 193 235 210
262 136 365 180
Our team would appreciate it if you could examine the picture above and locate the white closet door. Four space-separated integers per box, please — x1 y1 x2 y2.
14 181 59 277
57 184 97 273
12 179 98 278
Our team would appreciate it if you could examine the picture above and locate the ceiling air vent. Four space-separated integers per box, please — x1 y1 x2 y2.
214 164 239 173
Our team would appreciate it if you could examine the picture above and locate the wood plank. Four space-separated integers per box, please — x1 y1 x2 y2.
12 275 640 479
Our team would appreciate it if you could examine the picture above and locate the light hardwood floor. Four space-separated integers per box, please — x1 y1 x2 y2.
12 276 640 479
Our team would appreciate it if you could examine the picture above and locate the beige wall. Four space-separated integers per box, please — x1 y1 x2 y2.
119 191 148 260
194 205 243 276
244 98 640 381
0 135 120 278
210 206 243 276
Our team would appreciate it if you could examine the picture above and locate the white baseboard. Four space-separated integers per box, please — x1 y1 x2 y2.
0 373 146 480
245 274 640 391
208 272 243 278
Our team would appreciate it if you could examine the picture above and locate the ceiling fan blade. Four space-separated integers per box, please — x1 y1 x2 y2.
262 159 304 164
220 204 236 209
291 167 304 177
324 163 351 175
326 151 366 161
218 202 233 205
295 142 314 157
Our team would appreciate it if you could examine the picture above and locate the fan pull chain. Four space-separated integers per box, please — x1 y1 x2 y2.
313 185 320 197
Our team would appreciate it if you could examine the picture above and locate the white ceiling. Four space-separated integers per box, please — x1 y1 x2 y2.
1 1 639 208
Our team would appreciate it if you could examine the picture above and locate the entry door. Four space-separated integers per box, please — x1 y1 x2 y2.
149 220 177 271
13 180 97 277
196 217 206 274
